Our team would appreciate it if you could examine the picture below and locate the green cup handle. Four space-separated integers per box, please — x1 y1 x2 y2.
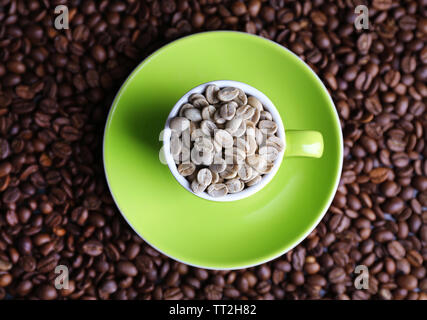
284 130 324 158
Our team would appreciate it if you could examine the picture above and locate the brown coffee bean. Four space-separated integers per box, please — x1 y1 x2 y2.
365 97 382 115
328 267 346 283
257 265 271 281
324 72 337 90
91 45 107 63
391 152 409 167
236 276 249 292
397 275 418 291
0 139 10 160
37 255 59 273
406 250 423 268
0 273 12 287
360 136 378 154
0 258 12 272
382 197 405 214
355 71 373 91
7 60 26 74
372 0 392 10
292 247 306 271
3 186 21 203
100 280 118 295
15 280 33 296
291 271 304 286
0 161 12 177
357 33 372 54
194 268 208 281
261 6 275 23
37 284 58 300
224 287 240 298
82 240 103 256
3 74 21 87
375 230 394 243
311 11 327 27
381 181 400 197
369 167 390 184
135 255 153 273
401 56 416 74
412 176 427 191
304 261 320 275
244 21 257 34
192 12 205 29
231 1 247 16
181 285 195 299
205 284 222 300
19 255 36 272
60 126 81 142
248 0 261 17
348 194 362 211
387 240 406 260
307 274 327 287
161 0 176 14
117 261 138 277
316 32 331 50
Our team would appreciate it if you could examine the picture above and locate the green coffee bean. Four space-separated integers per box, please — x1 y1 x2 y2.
207 183 228 197
218 87 239 102
178 163 196 176
205 85 220 104
170 117 190 132
197 168 213 186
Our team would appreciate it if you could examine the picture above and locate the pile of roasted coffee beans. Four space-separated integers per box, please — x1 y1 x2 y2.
0 0 426 300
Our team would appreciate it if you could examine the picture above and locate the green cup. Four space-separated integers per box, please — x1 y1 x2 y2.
103 31 343 269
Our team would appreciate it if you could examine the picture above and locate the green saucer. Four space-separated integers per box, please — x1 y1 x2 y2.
103 31 343 269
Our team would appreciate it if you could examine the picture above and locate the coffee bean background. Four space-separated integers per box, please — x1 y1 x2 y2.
0 0 426 300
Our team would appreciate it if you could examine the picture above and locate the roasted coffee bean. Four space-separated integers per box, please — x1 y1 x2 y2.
248 0 261 17
373 0 392 10
387 241 406 260
91 45 107 63
412 176 427 191
382 197 405 214
82 240 103 257
51 142 72 159
375 230 394 243
231 2 247 16
3 187 21 203
290 271 304 286
7 60 26 74
396 275 418 291
19 255 36 272
0 162 12 177
100 279 118 295
15 280 33 296
117 261 138 277
36 285 58 300
0 139 10 160
369 168 390 184
60 126 81 142
0 274 12 287
381 181 400 197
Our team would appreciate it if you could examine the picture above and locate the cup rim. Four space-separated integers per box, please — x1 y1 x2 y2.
163 80 286 202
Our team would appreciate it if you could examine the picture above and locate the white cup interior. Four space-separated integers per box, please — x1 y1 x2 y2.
163 80 286 202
